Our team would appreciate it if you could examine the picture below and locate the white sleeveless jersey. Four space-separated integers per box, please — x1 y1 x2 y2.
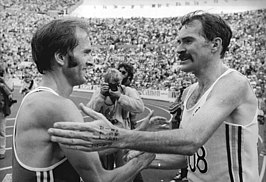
181 69 259 182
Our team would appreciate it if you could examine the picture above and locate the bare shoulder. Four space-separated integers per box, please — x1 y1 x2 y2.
207 70 257 125
213 70 251 96
209 70 256 110
19 92 82 127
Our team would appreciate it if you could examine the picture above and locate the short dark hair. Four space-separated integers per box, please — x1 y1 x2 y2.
117 63 134 82
31 18 89 74
180 11 232 58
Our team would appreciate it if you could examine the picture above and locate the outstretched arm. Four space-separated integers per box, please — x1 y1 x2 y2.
49 73 254 154
54 101 155 182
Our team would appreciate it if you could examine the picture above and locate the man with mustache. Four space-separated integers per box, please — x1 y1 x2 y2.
49 11 259 182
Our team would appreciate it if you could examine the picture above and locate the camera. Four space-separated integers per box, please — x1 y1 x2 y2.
102 83 119 97
102 68 122 96
109 83 119 91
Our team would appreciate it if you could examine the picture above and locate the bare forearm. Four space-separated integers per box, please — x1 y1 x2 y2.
118 129 197 155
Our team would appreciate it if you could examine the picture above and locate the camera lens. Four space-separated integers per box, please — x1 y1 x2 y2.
109 83 118 91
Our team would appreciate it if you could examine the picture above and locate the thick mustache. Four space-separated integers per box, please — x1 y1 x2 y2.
179 53 192 61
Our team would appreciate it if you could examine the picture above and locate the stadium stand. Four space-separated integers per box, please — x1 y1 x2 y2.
0 1 265 181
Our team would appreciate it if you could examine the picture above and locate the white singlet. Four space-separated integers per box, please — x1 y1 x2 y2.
181 69 259 182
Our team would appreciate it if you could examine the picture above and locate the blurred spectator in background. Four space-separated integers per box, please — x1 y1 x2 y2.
0 63 16 159
169 83 187 182
19 73 37 96
258 89 266 156
87 68 145 170
117 62 145 182
117 63 139 129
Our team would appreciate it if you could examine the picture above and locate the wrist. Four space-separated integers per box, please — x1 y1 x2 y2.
130 155 146 171
113 128 128 149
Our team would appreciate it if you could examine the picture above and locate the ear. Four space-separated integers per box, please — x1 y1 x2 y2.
211 37 222 53
54 52 65 66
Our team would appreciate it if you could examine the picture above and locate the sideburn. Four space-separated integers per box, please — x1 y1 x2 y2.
67 54 78 68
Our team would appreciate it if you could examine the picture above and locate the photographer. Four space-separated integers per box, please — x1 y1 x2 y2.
87 68 145 170
0 64 16 159
117 63 138 129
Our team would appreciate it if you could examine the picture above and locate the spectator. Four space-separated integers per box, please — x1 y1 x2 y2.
168 84 187 182
19 73 37 96
87 68 145 170
0 63 15 159
117 62 145 182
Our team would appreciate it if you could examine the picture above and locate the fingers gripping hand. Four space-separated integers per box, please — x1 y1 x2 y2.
148 116 170 131
149 116 168 125
124 150 145 162
124 150 155 168
136 152 156 168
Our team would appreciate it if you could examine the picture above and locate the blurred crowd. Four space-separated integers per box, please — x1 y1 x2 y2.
0 0 79 13
0 0 265 98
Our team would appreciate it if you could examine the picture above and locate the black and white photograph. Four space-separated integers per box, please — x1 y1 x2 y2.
0 0 266 181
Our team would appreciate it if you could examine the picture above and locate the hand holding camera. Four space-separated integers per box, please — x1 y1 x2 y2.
101 68 123 103
108 83 121 99
100 83 110 97
109 83 118 92
101 82 121 99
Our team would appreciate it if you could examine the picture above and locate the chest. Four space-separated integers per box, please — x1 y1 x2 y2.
186 89 204 109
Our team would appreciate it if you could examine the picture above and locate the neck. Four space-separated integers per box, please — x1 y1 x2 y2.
196 61 228 90
39 72 73 98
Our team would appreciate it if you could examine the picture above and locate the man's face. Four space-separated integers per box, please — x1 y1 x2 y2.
63 28 93 86
177 20 212 74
